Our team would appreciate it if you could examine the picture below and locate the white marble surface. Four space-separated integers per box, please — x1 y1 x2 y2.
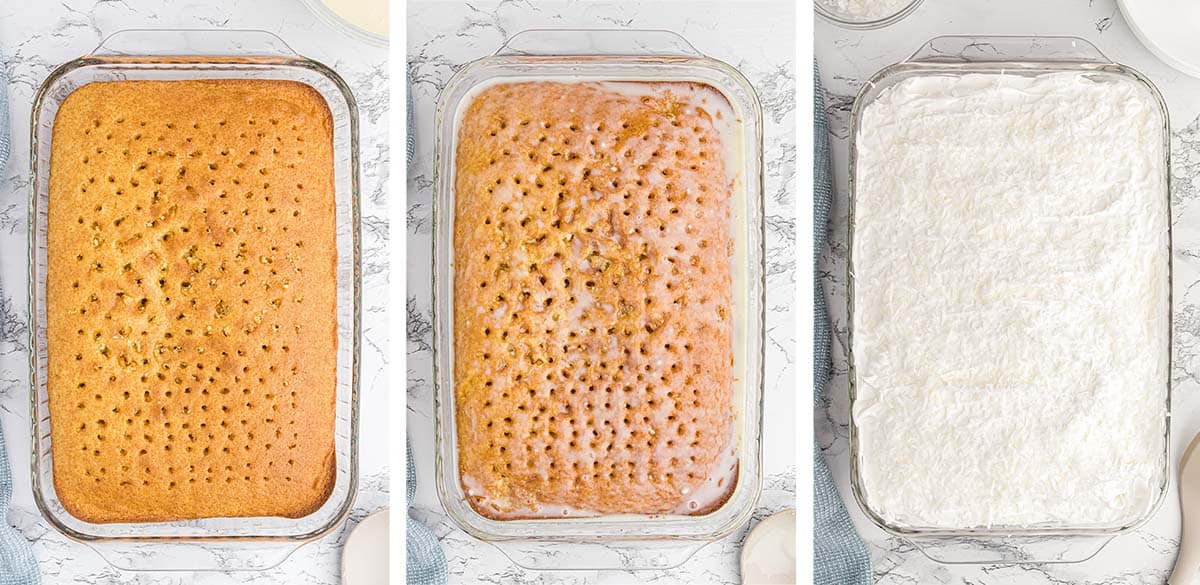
817 1 1200 583
406 2 795 583
0 1 389 583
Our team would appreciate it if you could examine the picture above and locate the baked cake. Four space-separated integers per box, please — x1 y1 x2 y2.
46 80 338 523
453 81 738 519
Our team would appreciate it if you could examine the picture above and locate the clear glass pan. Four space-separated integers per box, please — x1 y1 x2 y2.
431 29 765 571
846 35 1173 565
28 29 361 572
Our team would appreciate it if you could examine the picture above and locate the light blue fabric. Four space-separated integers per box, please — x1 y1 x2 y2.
406 72 447 585
0 428 37 585
0 64 7 171
0 60 38 585
407 442 447 585
406 77 414 166
813 64 873 585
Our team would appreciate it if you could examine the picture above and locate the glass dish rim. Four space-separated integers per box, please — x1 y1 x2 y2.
298 0 387 48
26 34 362 544
843 35 1174 540
815 0 924 30
429 35 767 543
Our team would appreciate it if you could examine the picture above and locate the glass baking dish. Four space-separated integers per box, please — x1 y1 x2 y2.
845 35 1172 564
430 29 765 571
28 29 360 571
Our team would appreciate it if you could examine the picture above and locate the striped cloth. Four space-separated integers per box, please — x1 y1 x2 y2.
0 427 37 585
813 63 873 585
0 59 39 585
407 442 448 585
407 74 448 585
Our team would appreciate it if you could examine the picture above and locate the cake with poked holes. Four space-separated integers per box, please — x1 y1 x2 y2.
453 81 739 519
46 80 338 523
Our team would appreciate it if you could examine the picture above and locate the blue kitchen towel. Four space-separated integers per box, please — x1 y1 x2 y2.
0 428 37 585
406 69 447 585
0 66 7 170
0 63 38 585
407 441 448 585
813 64 873 585
406 77 414 166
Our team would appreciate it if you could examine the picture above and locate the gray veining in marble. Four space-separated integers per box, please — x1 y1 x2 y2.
406 1 795 583
0 0 389 582
818 1 1200 582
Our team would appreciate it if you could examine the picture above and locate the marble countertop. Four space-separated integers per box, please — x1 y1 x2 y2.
817 1 1200 583
406 1 795 583
0 0 389 582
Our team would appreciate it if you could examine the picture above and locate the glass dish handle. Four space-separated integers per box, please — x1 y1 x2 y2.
495 29 701 58
905 35 1113 65
90 29 298 58
905 533 1114 565
86 540 306 572
491 539 707 571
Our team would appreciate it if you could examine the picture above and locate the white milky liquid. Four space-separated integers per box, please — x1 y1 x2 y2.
320 0 387 37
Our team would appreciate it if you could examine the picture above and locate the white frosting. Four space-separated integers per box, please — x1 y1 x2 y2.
851 72 1169 529
819 0 911 21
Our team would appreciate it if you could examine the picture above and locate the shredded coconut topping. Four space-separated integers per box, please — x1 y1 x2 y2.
851 72 1169 529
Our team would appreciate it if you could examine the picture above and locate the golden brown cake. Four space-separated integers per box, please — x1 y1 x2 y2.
453 81 737 519
46 80 337 523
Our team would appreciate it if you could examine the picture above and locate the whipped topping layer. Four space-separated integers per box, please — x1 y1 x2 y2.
851 72 1169 529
